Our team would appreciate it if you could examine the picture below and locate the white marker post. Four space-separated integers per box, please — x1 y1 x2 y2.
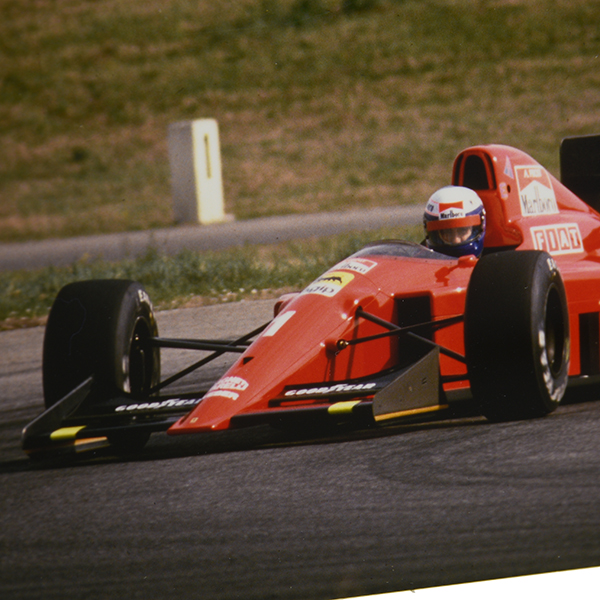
168 119 226 224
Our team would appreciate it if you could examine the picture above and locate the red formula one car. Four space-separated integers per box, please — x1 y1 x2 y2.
22 135 600 459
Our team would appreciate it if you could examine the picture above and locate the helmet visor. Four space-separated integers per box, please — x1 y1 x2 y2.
438 226 474 246
426 215 483 248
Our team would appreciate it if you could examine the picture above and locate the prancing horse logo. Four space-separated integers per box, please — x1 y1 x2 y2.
302 271 355 297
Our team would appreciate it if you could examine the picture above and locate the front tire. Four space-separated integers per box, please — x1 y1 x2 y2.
43 280 161 409
464 251 569 421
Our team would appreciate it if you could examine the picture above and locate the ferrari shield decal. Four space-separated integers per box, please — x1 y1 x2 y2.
516 166 558 216
302 271 355 297
531 223 583 255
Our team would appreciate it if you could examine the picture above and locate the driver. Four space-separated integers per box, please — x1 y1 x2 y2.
423 185 486 258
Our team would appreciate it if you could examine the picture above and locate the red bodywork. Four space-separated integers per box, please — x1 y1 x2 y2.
169 144 600 435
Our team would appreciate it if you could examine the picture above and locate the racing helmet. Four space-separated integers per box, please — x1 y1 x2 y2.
423 186 486 258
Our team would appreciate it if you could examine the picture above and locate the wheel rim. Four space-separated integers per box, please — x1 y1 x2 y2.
129 318 155 397
544 285 566 378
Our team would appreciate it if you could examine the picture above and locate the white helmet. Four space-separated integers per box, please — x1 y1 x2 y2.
423 186 486 257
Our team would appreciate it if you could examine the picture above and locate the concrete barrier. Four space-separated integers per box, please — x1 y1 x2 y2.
168 119 227 224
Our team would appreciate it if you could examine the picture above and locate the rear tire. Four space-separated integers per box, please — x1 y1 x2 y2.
464 251 569 421
43 279 160 407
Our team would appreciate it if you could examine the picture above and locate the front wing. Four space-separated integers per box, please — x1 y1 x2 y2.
22 348 447 459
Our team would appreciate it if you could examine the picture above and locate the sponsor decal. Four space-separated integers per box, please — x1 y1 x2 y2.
531 223 583 255
440 208 465 220
499 181 510 201
115 397 201 413
211 376 249 391
516 165 558 216
439 201 463 212
302 271 355 297
334 258 377 275
436 201 465 220
203 376 250 401
263 310 296 337
203 390 239 401
284 382 378 397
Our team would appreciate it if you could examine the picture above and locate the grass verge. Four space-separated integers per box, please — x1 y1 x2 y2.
2 0 599 242
0 224 422 330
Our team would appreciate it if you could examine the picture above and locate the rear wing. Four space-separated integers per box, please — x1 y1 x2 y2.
560 134 600 211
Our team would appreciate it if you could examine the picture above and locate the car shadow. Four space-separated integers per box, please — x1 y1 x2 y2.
3 388 598 473
0 411 490 473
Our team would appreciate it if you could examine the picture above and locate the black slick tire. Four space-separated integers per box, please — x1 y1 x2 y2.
42 280 160 452
464 251 569 421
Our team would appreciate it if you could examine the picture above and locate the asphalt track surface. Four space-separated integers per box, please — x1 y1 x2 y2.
2 300 600 599
0 205 423 271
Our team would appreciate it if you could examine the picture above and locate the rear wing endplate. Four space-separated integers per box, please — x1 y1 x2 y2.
560 134 600 211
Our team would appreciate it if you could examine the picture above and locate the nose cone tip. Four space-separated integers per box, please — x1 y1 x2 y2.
168 402 233 435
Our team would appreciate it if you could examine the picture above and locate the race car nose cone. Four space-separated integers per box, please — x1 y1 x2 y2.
169 397 235 433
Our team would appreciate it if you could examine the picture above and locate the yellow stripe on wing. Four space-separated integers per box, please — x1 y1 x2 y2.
374 404 448 423
50 426 86 441
328 401 361 415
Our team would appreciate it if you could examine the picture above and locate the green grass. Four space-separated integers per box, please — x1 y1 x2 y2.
1 0 599 241
0 225 423 328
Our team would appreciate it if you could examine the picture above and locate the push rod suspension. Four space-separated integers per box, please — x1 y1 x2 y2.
348 307 466 365
148 321 271 394
338 314 463 347
150 337 250 353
